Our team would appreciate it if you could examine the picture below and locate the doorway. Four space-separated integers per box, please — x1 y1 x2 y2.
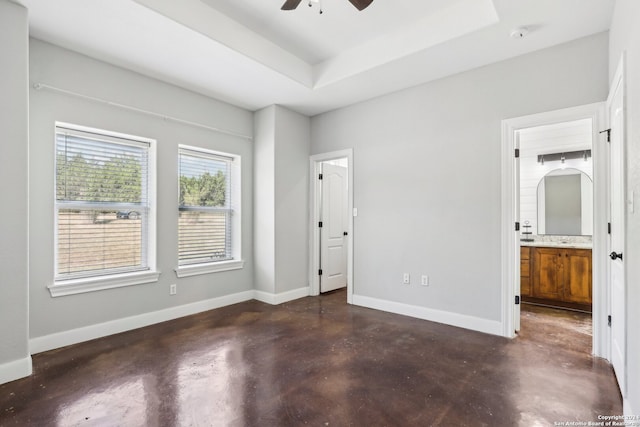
319 159 348 293
309 149 354 303
501 103 608 359
516 119 594 344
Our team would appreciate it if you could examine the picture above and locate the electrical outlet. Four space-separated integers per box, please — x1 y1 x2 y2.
421 275 429 286
403 273 410 284
170 284 177 295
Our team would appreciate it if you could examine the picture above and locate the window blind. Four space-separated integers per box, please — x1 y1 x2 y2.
55 126 150 279
178 147 232 265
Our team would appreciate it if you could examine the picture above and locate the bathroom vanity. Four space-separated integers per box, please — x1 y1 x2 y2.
518 164 594 312
520 242 592 312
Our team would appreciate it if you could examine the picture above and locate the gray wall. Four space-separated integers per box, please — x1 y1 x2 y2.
0 0 30 382
254 105 310 296
253 106 276 293
274 106 310 294
311 33 609 322
609 0 640 415
28 39 254 339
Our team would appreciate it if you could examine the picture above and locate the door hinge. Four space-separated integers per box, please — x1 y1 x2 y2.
319 221 323 228
608 222 611 234
318 269 323 276
600 129 611 143
608 315 612 327
319 173 323 180
515 295 520 305
515 148 520 158
515 222 520 231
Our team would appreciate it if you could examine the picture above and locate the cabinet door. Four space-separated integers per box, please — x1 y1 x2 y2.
532 247 563 300
520 247 531 297
563 249 592 304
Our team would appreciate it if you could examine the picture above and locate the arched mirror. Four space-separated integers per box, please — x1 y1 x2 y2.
537 168 593 235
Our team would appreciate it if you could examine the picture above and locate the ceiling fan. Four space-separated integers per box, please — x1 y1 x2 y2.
281 0 373 12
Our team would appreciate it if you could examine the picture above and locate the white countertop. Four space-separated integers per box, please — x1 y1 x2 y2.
520 241 592 249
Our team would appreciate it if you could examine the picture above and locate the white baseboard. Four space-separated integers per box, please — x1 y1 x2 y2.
0 356 32 385
30 287 311 355
352 294 503 337
30 290 255 354
254 286 310 305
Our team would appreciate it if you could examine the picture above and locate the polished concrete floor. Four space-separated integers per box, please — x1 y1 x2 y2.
1 291 621 426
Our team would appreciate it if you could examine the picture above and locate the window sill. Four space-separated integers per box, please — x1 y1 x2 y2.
175 260 245 278
49 270 161 297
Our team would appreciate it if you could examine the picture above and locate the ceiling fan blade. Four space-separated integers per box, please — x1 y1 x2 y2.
281 0 303 10
347 0 373 11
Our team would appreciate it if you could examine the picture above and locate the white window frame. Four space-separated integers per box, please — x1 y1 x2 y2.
175 145 243 278
48 122 159 297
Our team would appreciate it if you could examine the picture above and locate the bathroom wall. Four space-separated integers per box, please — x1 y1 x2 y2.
519 118 593 239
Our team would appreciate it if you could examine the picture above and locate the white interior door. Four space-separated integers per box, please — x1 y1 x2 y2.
320 163 348 293
608 62 626 397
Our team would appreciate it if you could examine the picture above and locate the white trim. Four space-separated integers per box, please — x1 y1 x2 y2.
56 121 156 146
48 270 161 297
175 260 245 278
0 356 32 385
501 119 517 338
53 122 159 296
501 103 608 356
352 294 503 336
254 287 310 305
30 290 255 354
177 145 242 267
309 149 354 304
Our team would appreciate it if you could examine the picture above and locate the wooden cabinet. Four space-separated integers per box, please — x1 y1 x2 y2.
520 247 531 297
533 247 565 301
563 249 592 304
521 246 592 311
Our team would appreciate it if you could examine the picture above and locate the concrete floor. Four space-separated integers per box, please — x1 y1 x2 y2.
0 290 621 426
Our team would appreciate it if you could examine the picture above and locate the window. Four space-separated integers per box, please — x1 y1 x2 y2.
176 145 242 277
51 123 158 296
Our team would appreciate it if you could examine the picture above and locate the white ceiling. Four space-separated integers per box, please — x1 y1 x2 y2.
199 0 469 65
18 0 613 116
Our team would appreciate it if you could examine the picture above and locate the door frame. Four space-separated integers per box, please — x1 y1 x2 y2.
500 103 609 359
309 149 354 303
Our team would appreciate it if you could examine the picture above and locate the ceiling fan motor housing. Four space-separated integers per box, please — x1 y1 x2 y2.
281 0 373 11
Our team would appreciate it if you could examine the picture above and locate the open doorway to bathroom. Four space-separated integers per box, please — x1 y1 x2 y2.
517 118 594 350
501 102 608 359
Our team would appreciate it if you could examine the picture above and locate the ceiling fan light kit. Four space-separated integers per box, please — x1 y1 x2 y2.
281 0 373 12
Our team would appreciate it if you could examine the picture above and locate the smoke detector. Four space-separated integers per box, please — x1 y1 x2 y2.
510 27 529 39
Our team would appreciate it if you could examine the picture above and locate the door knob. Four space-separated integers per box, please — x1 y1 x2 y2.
610 251 623 261
343 231 348 236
